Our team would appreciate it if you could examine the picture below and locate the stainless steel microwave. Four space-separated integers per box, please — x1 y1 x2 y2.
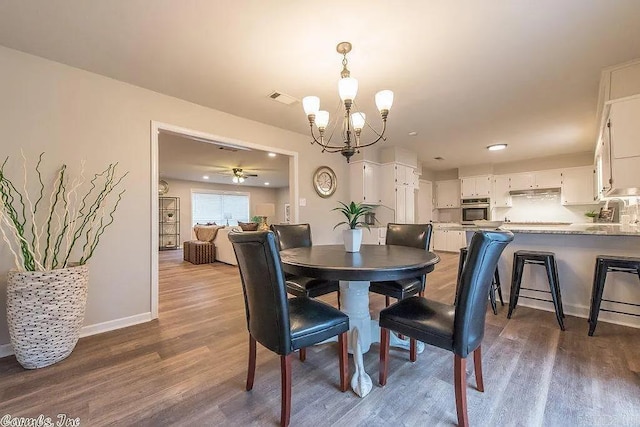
461 198 490 224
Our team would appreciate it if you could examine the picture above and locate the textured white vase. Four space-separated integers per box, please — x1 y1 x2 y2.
7 265 89 369
343 228 363 252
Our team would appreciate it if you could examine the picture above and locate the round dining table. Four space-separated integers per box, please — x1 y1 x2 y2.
280 244 440 397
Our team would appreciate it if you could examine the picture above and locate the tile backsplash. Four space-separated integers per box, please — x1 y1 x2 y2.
492 194 598 223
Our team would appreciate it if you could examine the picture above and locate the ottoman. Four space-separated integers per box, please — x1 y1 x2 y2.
183 240 215 264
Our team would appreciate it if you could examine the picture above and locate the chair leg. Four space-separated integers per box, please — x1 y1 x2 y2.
545 258 565 331
299 348 306 362
385 296 391 307
337 289 341 310
454 355 470 427
410 338 417 362
338 332 348 392
588 260 607 336
246 335 256 391
379 327 390 386
508 254 524 319
280 354 292 427
489 284 498 315
473 346 484 392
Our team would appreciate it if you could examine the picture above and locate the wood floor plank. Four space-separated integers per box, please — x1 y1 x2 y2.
0 249 639 426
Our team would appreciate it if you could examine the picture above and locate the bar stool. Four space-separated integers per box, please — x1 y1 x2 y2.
456 247 504 315
507 250 565 330
588 255 640 336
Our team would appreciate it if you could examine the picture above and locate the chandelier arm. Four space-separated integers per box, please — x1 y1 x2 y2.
355 121 388 149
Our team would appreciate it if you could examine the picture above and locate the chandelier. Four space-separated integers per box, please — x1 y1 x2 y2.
302 42 394 162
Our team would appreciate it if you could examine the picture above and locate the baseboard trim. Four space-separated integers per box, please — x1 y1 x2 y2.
0 312 153 359
0 343 13 358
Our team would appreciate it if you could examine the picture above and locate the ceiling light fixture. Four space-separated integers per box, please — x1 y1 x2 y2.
302 41 393 162
487 143 508 151
264 182 270 186
268 152 277 158
202 175 209 179
232 176 245 184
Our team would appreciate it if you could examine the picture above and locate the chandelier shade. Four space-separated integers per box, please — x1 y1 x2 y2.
302 41 393 162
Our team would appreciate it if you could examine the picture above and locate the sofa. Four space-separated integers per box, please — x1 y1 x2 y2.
213 226 242 265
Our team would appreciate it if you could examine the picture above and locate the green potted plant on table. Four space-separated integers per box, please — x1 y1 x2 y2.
333 201 372 252
0 154 127 369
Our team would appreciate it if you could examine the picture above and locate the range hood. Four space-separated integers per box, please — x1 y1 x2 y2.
509 187 561 196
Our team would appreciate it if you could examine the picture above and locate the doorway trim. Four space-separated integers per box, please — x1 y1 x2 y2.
150 121 299 319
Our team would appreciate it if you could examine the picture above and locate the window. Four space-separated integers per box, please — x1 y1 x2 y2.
192 191 250 226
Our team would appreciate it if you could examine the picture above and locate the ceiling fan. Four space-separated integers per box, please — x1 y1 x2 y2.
218 167 257 183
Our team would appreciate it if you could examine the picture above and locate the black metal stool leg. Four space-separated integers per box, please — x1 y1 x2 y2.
588 260 607 336
494 269 504 306
508 254 524 319
489 284 498 315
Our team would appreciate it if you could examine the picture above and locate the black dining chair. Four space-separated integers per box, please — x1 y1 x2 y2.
369 223 433 306
271 224 341 312
379 230 514 427
229 231 349 427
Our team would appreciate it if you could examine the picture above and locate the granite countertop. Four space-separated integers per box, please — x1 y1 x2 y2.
448 223 640 236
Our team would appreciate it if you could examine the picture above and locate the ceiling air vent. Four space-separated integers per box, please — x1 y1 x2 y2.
268 91 298 105
434 157 445 161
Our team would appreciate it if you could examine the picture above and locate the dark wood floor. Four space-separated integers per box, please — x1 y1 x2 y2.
1 250 639 426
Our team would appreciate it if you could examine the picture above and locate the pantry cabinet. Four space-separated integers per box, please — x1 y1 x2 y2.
380 163 418 223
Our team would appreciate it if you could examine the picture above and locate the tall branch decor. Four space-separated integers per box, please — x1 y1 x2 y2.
0 153 127 272
2 152 127 369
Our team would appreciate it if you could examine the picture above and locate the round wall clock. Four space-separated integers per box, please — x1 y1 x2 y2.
313 166 337 198
158 179 169 195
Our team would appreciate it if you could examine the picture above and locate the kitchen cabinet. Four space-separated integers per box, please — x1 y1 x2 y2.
561 166 597 205
380 163 417 223
509 170 561 191
460 175 492 198
492 175 512 208
596 95 640 197
435 180 461 208
349 160 381 204
433 227 466 252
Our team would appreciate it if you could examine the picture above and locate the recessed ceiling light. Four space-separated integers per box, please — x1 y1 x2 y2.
268 152 277 158
408 131 418 136
202 175 209 179
487 143 508 151
264 182 270 186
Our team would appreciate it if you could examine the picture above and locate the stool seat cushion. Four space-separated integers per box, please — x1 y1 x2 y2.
380 296 456 352
514 250 555 256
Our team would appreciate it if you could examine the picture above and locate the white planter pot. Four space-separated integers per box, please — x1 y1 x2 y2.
343 228 363 253
7 265 89 369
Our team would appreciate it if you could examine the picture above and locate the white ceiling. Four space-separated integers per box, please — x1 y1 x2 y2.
1 1 640 170
158 132 290 188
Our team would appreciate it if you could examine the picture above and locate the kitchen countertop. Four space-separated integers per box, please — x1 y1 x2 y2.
447 223 640 236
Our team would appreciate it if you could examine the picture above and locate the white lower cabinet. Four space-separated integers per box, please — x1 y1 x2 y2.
433 227 466 252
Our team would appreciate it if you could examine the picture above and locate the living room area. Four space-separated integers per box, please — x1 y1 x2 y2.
157 129 293 268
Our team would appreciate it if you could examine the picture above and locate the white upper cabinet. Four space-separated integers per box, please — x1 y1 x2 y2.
600 95 640 196
492 175 512 207
460 175 491 198
509 170 561 190
393 163 418 187
349 161 381 204
435 180 461 208
561 166 597 205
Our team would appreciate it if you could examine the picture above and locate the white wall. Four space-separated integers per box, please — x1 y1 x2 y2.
163 178 279 245
0 46 349 348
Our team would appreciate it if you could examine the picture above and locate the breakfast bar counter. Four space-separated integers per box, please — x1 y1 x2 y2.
456 224 640 330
